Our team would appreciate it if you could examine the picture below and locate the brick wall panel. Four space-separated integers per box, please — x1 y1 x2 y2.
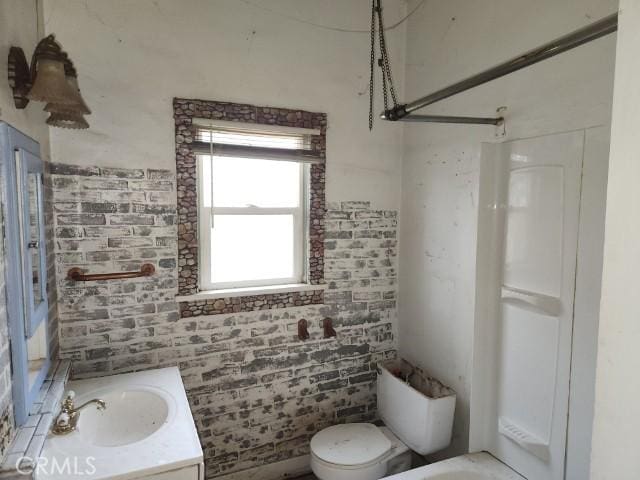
51 163 397 478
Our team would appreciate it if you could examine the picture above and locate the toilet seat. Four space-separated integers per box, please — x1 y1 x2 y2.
310 423 392 467
310 424 411 480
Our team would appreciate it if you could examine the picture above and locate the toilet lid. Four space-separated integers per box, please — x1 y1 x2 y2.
310 423 392 467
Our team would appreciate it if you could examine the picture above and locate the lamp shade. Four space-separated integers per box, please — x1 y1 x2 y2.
44 77 91 115
46 111 89 129
27 58 79 104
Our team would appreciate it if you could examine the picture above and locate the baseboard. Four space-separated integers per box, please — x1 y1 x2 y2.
214 455 311 480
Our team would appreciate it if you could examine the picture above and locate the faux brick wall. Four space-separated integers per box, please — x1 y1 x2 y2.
50 163 179 373
0 183 14 462
51 162 398 478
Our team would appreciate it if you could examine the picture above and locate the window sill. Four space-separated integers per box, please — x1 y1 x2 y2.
175 283 327 302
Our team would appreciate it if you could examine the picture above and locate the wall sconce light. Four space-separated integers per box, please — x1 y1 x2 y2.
7 34 91 129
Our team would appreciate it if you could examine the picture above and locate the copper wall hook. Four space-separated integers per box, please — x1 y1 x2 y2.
298 319 310 341
323 318 337 339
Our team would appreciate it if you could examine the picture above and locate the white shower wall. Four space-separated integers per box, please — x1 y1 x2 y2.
399 0 617 460
471 127 610 480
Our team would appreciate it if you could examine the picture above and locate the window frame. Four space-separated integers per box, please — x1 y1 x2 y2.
197 154 309 291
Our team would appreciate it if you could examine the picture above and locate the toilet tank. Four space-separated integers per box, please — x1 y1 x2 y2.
377 359 456 455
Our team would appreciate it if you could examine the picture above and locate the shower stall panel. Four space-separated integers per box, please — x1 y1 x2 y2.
472 131 585 480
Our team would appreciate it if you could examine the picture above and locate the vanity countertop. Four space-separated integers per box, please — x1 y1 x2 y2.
36 367 203 480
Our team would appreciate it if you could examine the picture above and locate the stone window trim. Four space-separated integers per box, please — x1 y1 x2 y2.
174 98 327 316
175 282 328 302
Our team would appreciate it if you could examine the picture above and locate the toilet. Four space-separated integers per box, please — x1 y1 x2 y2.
310 359 456 480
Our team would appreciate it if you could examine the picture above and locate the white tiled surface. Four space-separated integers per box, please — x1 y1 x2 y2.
0 360 71 477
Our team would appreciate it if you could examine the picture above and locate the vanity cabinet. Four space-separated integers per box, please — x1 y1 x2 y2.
37 368 204 480
138 463 203 480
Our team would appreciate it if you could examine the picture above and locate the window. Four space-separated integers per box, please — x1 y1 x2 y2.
194 121 321 291
174 101 327 305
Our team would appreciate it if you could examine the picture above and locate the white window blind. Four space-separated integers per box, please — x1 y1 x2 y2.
195 126 312 150
192 120 323 164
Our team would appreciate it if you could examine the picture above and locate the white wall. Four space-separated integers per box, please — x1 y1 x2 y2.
399 0 617 459
41 0 406 210
591 1 640 478
0 0 50 158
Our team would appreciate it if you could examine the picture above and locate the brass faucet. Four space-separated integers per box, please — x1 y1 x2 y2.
52 391 107 435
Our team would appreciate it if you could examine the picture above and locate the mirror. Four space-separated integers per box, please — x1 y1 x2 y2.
26 172 44 307
26 320 48 390
22 173 48 392
15 148 48 338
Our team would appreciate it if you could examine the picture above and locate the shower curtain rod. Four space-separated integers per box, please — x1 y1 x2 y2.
399 114 502 125
381 12 618 124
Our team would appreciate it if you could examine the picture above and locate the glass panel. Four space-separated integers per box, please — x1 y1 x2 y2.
26 320 47 391
211 215 295 284
207 156 301 208
27 173 43 306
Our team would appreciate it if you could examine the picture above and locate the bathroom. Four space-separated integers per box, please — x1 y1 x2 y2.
0 0 638 479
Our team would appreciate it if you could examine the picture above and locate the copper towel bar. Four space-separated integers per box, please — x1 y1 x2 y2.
67 263 156 282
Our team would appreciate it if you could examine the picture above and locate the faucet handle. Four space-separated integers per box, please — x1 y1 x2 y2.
62 390 76 410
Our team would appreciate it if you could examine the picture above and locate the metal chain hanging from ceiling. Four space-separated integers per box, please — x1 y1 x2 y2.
369 0 399 130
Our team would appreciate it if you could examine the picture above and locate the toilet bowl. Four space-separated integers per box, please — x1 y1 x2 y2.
310 424 411 480
310 359 457 480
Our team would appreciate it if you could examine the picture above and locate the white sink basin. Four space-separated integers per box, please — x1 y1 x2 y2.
38 367 203 480
78 387 170 447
